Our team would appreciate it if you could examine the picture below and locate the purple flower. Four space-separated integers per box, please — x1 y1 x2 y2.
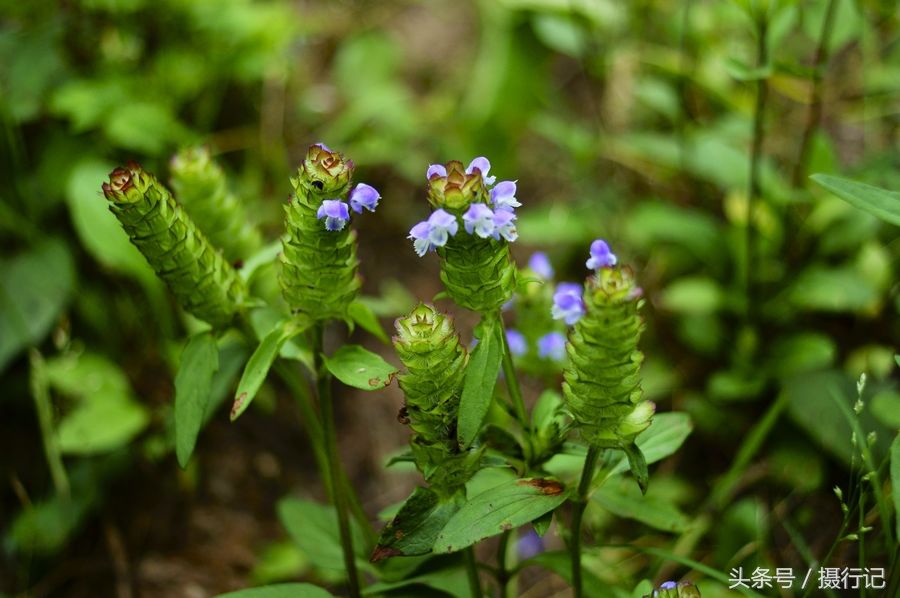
490 180 520 211
528 252 554 279
426 164 447 179
462 203 496 238
505 329 527 356
516 529 544 560
658 582 677 590
349 183 380 213
408 209 459 256
586 239 617 270
466 156 496 186
537 332 566 361
551 282 585 325
491 209 518 242
316 199 350 231
313 142 331 151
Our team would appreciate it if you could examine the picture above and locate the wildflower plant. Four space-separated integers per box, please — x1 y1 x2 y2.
100 147 690 598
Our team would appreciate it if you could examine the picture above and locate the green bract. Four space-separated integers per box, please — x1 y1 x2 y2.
428 161 517 313
394 303 478 491
279 144 360 320
170 146 263 262
102 164 246 328
562 266 654 448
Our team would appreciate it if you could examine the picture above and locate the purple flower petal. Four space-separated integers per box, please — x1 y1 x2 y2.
491 180 520 211
313 142 331 151
516 529 544 560
586 239 617 270
537 332 566 361
316 199 350 231
426 209 459 247
551 282 585 325
408 221 432 257
528 252 554 279
491 209 518 242
426 164 447 179
466 156 496 186
349 182 380 213
505 329 527 356
462 203 496 238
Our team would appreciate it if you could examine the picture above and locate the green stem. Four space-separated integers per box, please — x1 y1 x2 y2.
464 546 483 598
28 350 69 500
744 13 768 322
313 323 361 597
273 361 374 546
496 310 532 469
792 0 838 187
496 529 512 598
571 445 601 598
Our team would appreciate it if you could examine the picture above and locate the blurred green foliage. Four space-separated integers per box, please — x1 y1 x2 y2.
1 0 898 595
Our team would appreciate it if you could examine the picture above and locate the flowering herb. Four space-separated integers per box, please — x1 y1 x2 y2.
551 282 585 325
586 239 617 270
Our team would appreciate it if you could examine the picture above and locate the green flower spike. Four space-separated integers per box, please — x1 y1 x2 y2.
169 146 263 263
102 163 247 328
562 262 654 485
279 143 361 320
429 161 517 313
394 303 478 492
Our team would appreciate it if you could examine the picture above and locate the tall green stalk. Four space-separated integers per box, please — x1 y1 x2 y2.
571 446 601 598
313 323 361 597
464 546 483 598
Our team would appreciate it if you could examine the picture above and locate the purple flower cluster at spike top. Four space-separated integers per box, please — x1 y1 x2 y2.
551 238 619 325
409 156 520 256
312 143 381 231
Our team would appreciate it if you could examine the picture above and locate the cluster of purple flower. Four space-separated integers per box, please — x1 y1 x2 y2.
551 239 617 325
313 144 381 231
409 157 520 256
504 252 568 363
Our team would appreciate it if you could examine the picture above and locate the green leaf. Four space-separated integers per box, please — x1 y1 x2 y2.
592 479 691 533
231 319 306 421
175 332 220 468
891 433 900 540
457 317 503 448
348 301 390 343
788 266 880 313
216 584 333 598
660 277 725 314
277 498 367 573
0 239 75 371
323 344 398 390
811 174 900 227
622 443 649 495
372 487 464 561
607 413 693 477
432 478 568 553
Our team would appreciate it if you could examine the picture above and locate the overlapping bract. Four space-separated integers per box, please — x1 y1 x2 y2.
102 163 247 328
279 144 361 320
562 266 654 448
426 160 517 313
169 147 262 262
393 304 477 492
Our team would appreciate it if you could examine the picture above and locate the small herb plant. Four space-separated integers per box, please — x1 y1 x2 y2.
96 144 696 598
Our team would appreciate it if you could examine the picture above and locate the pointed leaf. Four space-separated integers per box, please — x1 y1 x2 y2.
592 479 690 533
231 318 306 421
372 487 464 561
607 413 693 477
323 344 398 390
457 317 502 448
277 497 367 573
348 301 390 343
622 442 649 494
811 174 900 226
433 478 569 553
175 331 219 468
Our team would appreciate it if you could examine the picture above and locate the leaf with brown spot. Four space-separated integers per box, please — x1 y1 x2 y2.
323 345 398 391
516 478 565 495
372 486 463 560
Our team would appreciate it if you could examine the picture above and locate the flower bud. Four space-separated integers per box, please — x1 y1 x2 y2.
393 304 477 491
646 581 701 598
279 144 361 319
562 260 654 449
102 163 246 328
169 146 262 262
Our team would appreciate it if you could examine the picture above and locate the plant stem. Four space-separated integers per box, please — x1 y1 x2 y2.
571 445 601 598
497 312 528 427
28 350 69 500
464 546 483 598
313 323 361 597
792 0 838 187
742 12 768 322
496 529 512 598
